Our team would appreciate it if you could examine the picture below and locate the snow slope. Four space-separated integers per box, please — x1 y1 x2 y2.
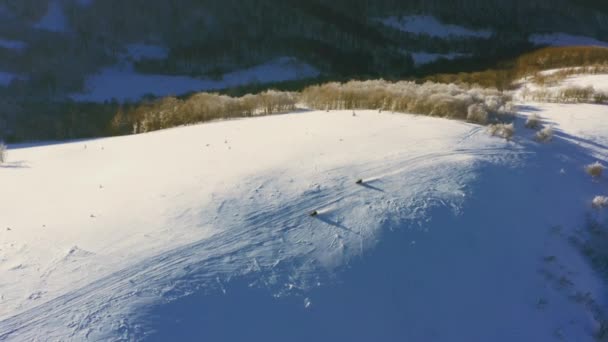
71 57 319 102
1 82 608 340
519 72 608 103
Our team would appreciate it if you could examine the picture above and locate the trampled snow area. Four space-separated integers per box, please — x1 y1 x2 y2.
71 57 319 102
2 81 608 340
380 15 492 38
530 33 608 48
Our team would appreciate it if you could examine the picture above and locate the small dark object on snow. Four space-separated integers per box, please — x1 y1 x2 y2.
90 214 96 218
6 227 11 231
309 210 319 217
352 111 356 117
356 179 364 184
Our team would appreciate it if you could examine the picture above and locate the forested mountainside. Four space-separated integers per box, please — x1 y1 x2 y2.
0 0 608 141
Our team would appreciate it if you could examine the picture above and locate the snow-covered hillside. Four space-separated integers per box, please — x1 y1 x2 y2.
1 78 608 341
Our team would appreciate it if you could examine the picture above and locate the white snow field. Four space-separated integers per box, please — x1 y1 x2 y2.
1 80 608 340
71 57 319 102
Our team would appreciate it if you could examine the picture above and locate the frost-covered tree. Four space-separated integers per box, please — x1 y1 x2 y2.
535 126 554 142
467 104 488 124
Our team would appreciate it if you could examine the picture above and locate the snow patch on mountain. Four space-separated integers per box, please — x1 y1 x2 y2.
0 38 26 51
0 71 19 86
380 15 492 38
530 33 608 48
411 52 468 65
125 44 169 61
71 57 319 102
34 0 69 33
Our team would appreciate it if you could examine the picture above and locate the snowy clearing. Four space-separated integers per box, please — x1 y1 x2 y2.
518 73 608 101
71 57 319 102
34 0 69 33
380 15 492 38
530 33 608 48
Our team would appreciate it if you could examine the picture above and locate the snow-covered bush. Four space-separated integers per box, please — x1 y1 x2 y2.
592 196 608 209
535 126 554 142
525 114 541 129
586 162 605 178
130 90 298 133
301 80 510 124
0 142 5 164
488 123 515 140
467 103 488 124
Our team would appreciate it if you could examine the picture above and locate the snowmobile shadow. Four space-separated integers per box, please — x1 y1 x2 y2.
316 215 358 235
358 182 385 193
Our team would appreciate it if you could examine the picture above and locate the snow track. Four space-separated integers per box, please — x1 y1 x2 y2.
0 111 518 340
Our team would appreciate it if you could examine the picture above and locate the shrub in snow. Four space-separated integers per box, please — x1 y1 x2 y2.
525 114 541 129
586 162 605 178
300 80 510 124
466 104 488 124
0 142 5 164
488 123 514 140
535 126 554 142
592 196 608 209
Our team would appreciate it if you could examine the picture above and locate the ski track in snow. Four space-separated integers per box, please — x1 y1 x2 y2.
0 101 607 340
0 111 520 340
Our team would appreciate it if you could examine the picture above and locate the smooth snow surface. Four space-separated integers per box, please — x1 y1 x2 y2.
381 15 492 38
2 77 608 341
71 57 319 102
530 33 608 48
34 0 68 33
